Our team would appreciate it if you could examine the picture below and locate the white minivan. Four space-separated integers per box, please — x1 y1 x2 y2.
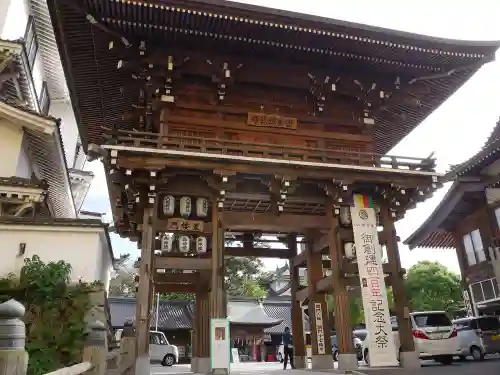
115 329 179 366
453 315 500 361
362 311 460 365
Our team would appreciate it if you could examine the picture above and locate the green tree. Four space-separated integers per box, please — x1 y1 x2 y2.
404 261 462 312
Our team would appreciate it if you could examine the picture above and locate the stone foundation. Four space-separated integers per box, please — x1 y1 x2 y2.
338 353 359 370
198 357 210 373
399 351 420 369
294 356 307 369
311 354 334 370
134 354 151 375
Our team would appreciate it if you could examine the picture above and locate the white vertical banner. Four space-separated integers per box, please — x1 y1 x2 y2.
462 289 473 317
313 303 326 355
350 196 398 367
210 318 230 373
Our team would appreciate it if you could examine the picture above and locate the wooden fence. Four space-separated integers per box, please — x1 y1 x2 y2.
0 299 136 375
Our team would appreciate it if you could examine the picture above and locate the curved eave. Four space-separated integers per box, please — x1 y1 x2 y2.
403 181 486 249
94 0 500 53
46 0 500 154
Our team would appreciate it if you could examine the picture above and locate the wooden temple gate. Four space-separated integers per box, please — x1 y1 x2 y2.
44 0 498 373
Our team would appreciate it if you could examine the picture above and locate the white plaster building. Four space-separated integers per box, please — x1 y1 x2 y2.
0 0 95 215
0 1 113 288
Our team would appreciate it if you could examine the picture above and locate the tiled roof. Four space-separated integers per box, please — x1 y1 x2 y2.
109 296 304 333
0 176 48 189
263 300 310 334
109 297 193 330
228 301 282 326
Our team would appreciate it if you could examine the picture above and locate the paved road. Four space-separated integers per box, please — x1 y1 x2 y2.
151 355 500 375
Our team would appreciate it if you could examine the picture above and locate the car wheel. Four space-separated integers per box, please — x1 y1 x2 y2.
333 350 338 362
437 355 453 365
162 354 175 367
364 349 369 365
470 346 484 361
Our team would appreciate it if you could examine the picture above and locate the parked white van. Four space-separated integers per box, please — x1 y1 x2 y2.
362 311 460 365
115 329 179 366
453 315 500 361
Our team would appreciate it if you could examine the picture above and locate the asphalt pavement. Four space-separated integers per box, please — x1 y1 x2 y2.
151 355 500 375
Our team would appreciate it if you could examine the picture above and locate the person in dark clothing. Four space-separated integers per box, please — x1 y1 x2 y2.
282 326 295 369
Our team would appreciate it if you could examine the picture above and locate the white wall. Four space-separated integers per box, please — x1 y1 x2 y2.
49 100 79 167
0 119 24 177
15 137 34 179
0 225 112 287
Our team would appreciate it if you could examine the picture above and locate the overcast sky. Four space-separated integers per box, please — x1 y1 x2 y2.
82 0 500 274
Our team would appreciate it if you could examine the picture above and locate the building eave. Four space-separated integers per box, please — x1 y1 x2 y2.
404 181 487 249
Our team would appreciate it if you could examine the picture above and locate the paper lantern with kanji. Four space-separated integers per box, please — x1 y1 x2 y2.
196 197 209 218
178 235 190 253
196 236 207 253
162 195 175 216
339 207 351 225
344 242 356 259
160 233 173 253
179 196 192 218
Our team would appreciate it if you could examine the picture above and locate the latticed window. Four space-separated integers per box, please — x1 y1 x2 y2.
463 229 486 265
470 278 500 303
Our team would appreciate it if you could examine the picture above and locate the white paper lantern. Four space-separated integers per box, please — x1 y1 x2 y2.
344 242 356 259
196 197 209 218
339 207 351 225
178 235 190 253
196 236 207 253
162 195 175 216
179 196 192 218
160 233 173 253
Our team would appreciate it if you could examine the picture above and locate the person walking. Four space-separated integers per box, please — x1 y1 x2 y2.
282 326 295 369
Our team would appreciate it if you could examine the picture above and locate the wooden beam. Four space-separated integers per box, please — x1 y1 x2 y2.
153 245 290 258
291 252 307 267
154 256 212 270
296 287 309 302
154 219 212 235
118 156 436 188
223 211 328 231
154 273 201 283
155 283 197 293
123 48 427 106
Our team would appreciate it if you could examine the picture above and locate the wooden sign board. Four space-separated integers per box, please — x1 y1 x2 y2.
166 218 204 232
247 112 297 130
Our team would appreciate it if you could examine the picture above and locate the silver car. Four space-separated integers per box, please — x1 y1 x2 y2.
453 316 500 360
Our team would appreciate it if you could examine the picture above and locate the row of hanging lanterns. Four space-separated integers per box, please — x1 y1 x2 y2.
162 196 209 218
160 233 208 254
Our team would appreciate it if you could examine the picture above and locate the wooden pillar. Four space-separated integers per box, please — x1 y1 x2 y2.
135 207 155 373
288 235 306 369
305 234 333 369
381 206 419 368
327 203 356 369
210 202 225 318
198 291 211 372
191 292 201 372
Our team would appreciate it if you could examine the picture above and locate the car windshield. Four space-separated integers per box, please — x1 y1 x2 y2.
413 313 451 328
477 316 500 331
150 332 168 345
